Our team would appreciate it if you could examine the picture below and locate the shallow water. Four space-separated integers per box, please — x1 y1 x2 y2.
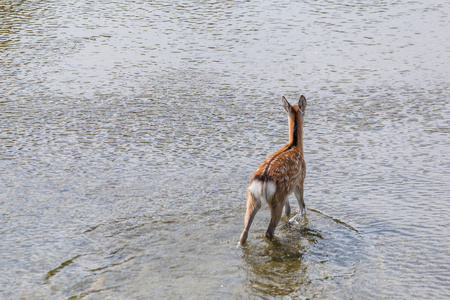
1 0 450 298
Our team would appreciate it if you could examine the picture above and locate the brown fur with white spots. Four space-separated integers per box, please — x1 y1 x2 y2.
239 95 307 245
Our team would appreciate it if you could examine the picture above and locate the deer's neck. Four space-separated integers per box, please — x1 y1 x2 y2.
288 114 304 152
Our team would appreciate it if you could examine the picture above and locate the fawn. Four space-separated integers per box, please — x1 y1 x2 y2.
239 95 307 245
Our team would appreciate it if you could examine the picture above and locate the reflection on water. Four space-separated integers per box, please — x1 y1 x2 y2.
241 210 364 298
1 0 450 299
241 221 314 296
243 210 367 298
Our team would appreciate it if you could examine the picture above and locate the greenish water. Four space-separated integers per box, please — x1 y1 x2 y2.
1 0 449 298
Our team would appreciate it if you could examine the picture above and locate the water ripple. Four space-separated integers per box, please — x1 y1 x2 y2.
1 0 450 299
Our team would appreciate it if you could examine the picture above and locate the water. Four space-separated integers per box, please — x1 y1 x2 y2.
1 0 449 298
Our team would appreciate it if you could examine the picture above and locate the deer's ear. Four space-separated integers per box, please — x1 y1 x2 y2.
282 96 291 114
298 95 307 113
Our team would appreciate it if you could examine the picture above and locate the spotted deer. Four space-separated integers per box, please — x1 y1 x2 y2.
239 95 307 245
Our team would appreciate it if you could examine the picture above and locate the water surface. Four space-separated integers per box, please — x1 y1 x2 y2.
1 0 449 298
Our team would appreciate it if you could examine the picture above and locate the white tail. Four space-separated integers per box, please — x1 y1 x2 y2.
248 180 276 207
239 95 307 245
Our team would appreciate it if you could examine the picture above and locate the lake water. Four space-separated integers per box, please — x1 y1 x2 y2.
1 0 449 299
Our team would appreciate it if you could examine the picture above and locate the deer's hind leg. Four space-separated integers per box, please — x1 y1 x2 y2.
289 168 306 223
294 184 306 215
265 194 286 241
284 200 291 217
239 190 261 245
289 185 305 223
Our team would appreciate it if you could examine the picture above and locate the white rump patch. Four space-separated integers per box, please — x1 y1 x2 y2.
248 180 262 199
248 180 276 207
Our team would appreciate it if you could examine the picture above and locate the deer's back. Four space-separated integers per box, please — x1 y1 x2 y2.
251 145 305 195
